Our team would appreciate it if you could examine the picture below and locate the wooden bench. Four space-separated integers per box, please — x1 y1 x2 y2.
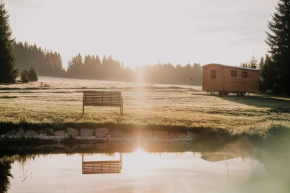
83 91 123 115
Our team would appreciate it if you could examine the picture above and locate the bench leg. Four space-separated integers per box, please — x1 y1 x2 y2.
83 105 84 115
120 106 123 116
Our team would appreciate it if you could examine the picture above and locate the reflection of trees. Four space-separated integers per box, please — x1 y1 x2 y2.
255 130 290 181
0 155 36 193
0 160 13 193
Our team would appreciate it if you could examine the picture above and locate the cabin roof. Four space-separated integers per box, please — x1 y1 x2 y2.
202 63 259 71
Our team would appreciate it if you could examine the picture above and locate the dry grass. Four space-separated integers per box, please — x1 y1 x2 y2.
0 76 290 136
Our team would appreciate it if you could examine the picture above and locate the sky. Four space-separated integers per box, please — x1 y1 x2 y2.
5 0 278 70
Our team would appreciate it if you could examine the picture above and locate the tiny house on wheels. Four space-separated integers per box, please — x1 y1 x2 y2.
202 63 259 95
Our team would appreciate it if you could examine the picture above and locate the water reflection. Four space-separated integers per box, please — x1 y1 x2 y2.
82 153 122 174
0 160 12 193
0 133 289 193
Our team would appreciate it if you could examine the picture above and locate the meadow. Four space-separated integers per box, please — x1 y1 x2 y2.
0 76 289 137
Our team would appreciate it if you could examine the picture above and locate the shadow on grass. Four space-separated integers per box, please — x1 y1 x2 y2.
216 94 290 112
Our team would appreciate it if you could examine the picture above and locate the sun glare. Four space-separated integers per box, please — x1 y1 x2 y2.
123 148 163 174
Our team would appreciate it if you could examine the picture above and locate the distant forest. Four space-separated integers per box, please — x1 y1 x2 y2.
13 41 202 86
13 42 65 77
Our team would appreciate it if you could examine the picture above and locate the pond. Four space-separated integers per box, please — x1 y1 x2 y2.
1 136 290 193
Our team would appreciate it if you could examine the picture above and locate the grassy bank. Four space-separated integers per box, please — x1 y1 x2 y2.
0 76 290 137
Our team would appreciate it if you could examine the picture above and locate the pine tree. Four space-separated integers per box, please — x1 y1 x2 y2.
259 57 264 70
28 64 38 81
264 0 290 94
0 2 18 83
260 55 274 92
249 56 258 69
21 69 29 83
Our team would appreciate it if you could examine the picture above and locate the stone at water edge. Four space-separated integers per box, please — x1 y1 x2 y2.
168 132 178 139
154 131 169 139
9 129 17 136
18 127 25 136
37 130 45 135
54 130 66 137
80 128 94 137
110 129 125 138
142 130 153 138
125 131 141 138
176 132 187 139
67 127 79 137
25 130 37 137
4 131 10 136
187 131 197 139
95 128 109 138
45 128 54 136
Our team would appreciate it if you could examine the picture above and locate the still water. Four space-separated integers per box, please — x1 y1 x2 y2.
1 137 290 193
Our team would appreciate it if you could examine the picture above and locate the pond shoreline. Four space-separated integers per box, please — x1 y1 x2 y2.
1 122 288 146
0 121 263 146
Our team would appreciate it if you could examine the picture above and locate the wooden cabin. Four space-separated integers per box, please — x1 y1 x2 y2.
202 63 259 95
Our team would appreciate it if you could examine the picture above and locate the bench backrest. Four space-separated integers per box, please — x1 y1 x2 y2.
83 91 122 106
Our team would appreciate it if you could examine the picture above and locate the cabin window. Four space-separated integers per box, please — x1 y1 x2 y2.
211 70 216 79
242 71 248 78
231 70 237 77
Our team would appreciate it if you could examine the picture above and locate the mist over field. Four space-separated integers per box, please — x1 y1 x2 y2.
1 1 290 193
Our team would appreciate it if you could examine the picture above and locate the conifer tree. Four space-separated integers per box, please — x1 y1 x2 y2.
21 69 29 83
0 2 18 83
249 56 258 69
28 64 38 81
264 0 290 94
259 57 264 70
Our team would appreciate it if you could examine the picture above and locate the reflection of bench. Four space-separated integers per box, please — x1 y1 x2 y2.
82 154 123 174
83 91 123 115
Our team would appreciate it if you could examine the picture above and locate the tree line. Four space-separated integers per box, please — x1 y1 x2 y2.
1 0 289 94
136 63 202 85
13 42 65 77
66 54 134 82
12 41 203 85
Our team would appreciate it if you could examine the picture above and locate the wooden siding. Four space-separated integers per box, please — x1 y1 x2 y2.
202 64 224 92
202 64 259 93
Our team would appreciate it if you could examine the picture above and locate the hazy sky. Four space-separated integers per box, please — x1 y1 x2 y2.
5 0 278 69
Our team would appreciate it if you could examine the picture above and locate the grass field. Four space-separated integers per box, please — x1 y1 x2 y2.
0 76 290 137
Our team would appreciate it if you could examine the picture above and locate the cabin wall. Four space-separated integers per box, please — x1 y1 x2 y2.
202 65 224 91
247 71 260 92
202 64 259 93
224 68 259 93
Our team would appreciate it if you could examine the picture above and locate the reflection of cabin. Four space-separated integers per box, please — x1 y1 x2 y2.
82 154 123 174
202 64 259 95
201 152 237 162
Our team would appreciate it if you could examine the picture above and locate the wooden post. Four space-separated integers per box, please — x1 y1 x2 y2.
83 92 85 115
82 154 84 173
121 98 123 116
120 153 123 169
190 78 192 90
